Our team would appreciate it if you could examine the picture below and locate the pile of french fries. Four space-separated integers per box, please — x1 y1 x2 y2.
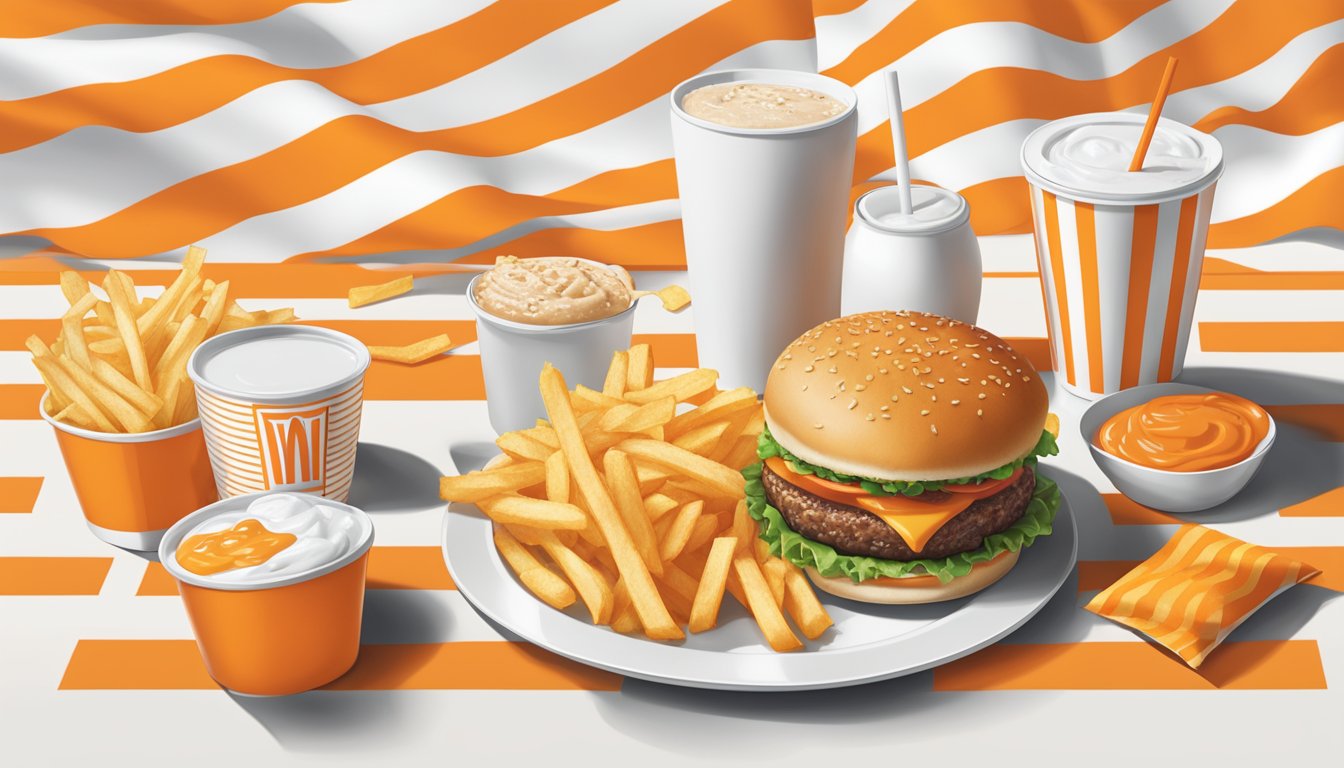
440 344 833 651
28 246 296 433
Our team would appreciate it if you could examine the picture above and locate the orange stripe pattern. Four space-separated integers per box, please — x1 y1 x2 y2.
0 557 112 596
0 477 43 513
1085 525 1320 668
59 639 621 691
138 546 458 594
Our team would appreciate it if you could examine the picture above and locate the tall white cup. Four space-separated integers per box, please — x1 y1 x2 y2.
468 264 636 434
841 185 982 323
670 69 858 393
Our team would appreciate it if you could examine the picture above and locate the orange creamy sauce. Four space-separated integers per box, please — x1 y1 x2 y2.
175 518 297 576
1095 392 1270 472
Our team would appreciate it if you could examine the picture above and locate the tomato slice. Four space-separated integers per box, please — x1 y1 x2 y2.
940 467 1024 495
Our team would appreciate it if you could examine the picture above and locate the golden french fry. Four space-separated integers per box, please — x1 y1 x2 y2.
723 433 761 471
610 603 641 634
733 554 803 652
544 450 570 504
348 274 413 308
59 271 90 304
683 514 719 556
602 350 628 398
493 525 577 612
731 500 756 555
623 368 716 406
28 350 116 432
659 500 704 562
642 492 679 522
60 294 99 371
183 245 207 273
531 527 613 624
671 420 730 457
597 395 675 435
783 564 834 640
53 402 98 430
603 449 663 577
152 315 206 391
625 343 654 392
478 495 588 530
497 430 554 463
368 333 453 365
541 364 681 640
616 438 744 499
665 387 758 438
572 385 624 412
440 462 547 503
763 558 788 608
198 279 230 337
104 272 151 391
56 355 152 432
688 537 737 633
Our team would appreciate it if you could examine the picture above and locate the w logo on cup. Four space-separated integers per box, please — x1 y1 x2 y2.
254 405 329 494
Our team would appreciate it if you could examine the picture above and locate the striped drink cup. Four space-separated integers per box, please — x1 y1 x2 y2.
187 326 371 502
1021 113 1223 399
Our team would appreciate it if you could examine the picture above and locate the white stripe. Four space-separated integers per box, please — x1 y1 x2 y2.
0 0 496 100
1054 196 1089 391
1210 122 1344 221
0 34 809 234
1171 190 1216 378
1027 187 1064 375
814 0 916 72
1092 203 1133 393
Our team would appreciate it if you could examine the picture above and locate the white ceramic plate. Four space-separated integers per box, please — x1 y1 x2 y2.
441 465 1078 691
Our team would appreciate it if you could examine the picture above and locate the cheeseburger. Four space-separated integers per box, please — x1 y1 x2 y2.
744 311 1060 604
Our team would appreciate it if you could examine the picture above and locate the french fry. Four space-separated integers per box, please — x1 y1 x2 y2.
763 558 788 608
497 431 554 463
493 525 577 611
368 333 453 365
603 449 663 577
530 527 613 624
53 402 98 430
28 349 116 432
348 274 413 308
572 385 623 412
59 271 90 304
543 450 570 504
60 293 98 370
665 387 758 438
479 495 588 530
616 439 745 499
683 514 719 555
198 279 230 337
659 500 704 562
783 564 834 640
731 500 756 555
625 343 654 391
602 350 628 397
623 368 717 405
642 492 679 522
688 537 736 633
54 355 152 433
440 462 547 503
104 272 151 390
671 420 730 457
597 396 675 435
541 364 681 640
733 554 803 652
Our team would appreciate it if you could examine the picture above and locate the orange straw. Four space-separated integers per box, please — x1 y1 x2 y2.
1128 56 1179 172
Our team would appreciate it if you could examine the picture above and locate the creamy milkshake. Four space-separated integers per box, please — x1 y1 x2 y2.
1021 112 1223 398
681 82 846 130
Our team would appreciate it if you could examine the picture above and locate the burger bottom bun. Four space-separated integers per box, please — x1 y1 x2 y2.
805 549 1020 605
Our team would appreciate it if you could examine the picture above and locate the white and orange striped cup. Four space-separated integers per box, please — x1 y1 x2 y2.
1021 112 1224 399
187 326 371 502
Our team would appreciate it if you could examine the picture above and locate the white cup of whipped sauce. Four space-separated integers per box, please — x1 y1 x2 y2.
469 257 637 434
1020 112 1223 399
841 184 982 323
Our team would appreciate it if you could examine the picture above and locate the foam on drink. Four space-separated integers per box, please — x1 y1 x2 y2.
681 82 845 129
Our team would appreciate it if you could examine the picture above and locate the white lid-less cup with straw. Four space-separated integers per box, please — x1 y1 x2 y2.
840 71 982 322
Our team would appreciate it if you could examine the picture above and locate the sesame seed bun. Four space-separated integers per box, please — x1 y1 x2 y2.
763 311 1048 482
805 549 1019 604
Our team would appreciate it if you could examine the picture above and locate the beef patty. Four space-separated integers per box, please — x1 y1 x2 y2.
760 462 1035 561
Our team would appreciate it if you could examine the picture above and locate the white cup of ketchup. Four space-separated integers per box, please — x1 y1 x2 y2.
1079 382 1275 513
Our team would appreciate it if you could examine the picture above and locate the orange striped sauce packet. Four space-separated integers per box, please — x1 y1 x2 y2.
1084 524 1320 668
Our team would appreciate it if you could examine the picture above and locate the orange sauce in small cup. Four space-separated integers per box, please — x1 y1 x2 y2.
1095 392 1270 472
176 518 297 576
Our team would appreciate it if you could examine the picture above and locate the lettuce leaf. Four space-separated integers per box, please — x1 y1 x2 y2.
756 426 1058 497
742 462 1060 584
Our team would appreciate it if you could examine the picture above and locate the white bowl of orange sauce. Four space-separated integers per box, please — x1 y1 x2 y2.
1080 383 1275 513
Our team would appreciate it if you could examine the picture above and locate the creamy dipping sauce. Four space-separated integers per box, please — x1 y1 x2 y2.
1095 392 1270 472
473 256 634 326
681 82 845 129
175 493 367 584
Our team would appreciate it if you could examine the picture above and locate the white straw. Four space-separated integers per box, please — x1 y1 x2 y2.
885 69 914 215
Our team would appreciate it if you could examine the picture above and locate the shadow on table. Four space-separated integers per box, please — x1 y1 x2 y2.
1172 367 1344 523
228 587 448 752
348 442 445 513
449 441 501 475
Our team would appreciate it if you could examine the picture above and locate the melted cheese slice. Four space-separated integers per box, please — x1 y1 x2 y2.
764 458 979 554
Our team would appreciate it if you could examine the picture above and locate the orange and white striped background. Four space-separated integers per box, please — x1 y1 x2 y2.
2 1 1343 762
